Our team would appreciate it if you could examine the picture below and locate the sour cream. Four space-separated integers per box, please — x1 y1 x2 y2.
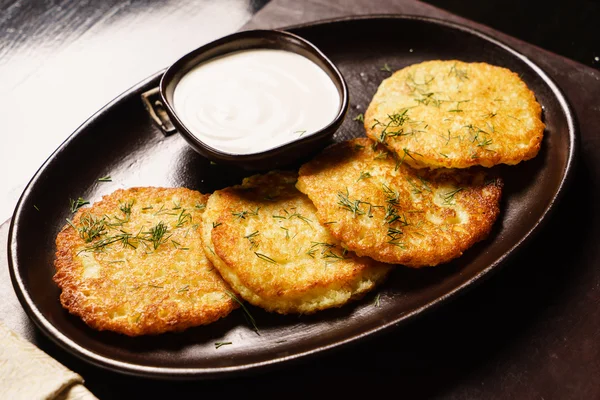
172 49 341 154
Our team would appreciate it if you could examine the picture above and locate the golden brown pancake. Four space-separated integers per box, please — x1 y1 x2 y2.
297 138 503 267
365 60 544 169
201 171 391 314
53 187 237 336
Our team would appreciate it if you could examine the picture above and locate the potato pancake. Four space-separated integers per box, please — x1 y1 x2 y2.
53 187 237 336
201 171 391 315
297 138 503 267
364 60 544 169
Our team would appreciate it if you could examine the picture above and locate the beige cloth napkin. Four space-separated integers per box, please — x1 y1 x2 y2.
0 320 98 400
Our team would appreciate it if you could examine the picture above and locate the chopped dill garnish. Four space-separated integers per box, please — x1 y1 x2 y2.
148 283 163 289
195 203 206 210
119 200 134 217
255 252 277 264
272 209 312 226
145 221 169 250
373 293 381 307
233 207 260 221
244 231 260 250
215 342 232 349
382 184 399 205
376 109 411 143
70 197 89 213
357 171 372 182
98 176 112 182
387 226 406 248
337 189 366 217
397 148 423 168
384 205 400 224
374 151 388 160
232 211 248 220
77 214 107 242
177 285 190 293
83 231 137 252
323 221 337 225
225 290 259 335
295 130 307 137
142 206 153 210
353 113 364 122
440 187 464 205
406 176 432 195
449 63 469 81
307 242 345 262
65 218 77 230
290 213 311 225
153 204 165 215
406 73 435 95
175 209 192 227
212 221 222 228
280 226 295 239
322 249 345 262
448 99 470 113
33 205 40 212
380 63 392 72
476 137 493 147
172 199 181 210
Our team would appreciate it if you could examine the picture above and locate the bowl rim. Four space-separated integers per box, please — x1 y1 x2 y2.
159 29 350 161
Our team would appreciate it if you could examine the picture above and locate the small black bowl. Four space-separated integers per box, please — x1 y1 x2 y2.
160 29 349 171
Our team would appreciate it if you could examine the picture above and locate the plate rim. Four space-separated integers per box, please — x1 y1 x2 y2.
7 14 578 379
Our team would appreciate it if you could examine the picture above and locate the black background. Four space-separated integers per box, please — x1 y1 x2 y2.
425 0 599 70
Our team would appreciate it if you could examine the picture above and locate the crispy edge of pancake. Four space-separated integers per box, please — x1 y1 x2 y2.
364 60 545 169
297 138 503 267
53 187 237 336
201 171 391 314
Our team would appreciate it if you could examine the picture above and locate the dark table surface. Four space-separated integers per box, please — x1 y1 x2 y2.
2 1 600 399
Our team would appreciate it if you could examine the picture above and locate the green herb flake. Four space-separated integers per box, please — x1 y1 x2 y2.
373 293 381 307
380 63 392 72
357 171 372 182
254 252 277 264
225 290 259 335
69 197 89 213
177 285 190 293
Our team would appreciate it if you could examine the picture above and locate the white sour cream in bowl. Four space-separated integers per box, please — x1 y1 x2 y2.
173 49 341 155
160 29 349 170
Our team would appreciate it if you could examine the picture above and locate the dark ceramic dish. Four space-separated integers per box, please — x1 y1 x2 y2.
160 29 349 171
8 16 576 379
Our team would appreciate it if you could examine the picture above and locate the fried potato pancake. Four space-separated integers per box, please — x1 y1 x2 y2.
53 187 237 336
364 60 545 169
201 171 391 315
297 138 503 267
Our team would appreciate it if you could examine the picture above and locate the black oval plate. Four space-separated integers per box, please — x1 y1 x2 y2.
8 16 577 379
